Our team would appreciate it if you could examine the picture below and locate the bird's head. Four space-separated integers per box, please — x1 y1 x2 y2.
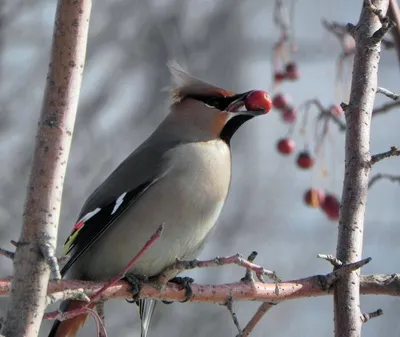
164 61 271 144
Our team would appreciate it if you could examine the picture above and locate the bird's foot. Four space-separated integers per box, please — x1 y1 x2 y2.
167 276 194 303
124 274 147 304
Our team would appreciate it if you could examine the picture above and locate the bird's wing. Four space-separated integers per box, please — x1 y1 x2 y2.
61 180 158 276
60 137 176 277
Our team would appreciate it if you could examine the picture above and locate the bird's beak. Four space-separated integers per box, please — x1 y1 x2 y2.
225 91 266 116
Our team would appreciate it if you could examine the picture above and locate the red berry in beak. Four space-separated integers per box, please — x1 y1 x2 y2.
277 138 295 155
304 188 325 208
244 90 272 113
296 151 314 169
272 93 289 110
321 193 340 221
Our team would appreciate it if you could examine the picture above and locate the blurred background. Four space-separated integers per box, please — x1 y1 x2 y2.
1 0 400 336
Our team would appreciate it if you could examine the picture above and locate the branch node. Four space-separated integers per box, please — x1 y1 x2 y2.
361 308 383 323
39 241 61 281
317 254 343 267
46 288 90 306
346 23 357 38
241 251 258 284
321 257 371 290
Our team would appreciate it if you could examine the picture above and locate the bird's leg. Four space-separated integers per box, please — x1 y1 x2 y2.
124 274 147 304
168 276 194 303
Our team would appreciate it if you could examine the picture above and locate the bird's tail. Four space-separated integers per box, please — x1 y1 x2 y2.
48 300 90 337
138 299 157 337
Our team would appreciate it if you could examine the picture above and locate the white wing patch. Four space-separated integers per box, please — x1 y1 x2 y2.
111 192 128 215
78 207 101 223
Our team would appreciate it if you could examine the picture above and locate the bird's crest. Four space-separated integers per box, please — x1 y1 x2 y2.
165 60 235 104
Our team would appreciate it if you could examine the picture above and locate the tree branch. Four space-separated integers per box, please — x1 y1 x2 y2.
0 273 399 305
370 146 400 164
0 1 92 336
334 1 389 337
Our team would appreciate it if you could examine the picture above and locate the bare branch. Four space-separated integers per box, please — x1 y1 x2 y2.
371 146 400 164
1 1 92 335
317 254 343 267
334 1 389 337
157 254 280 288
361 308 383 323
224 296 242 335
0 248 15 260
368 173 400 188
239 302 277 337
372 99 400 115
376 86 400 100
0 273 399 306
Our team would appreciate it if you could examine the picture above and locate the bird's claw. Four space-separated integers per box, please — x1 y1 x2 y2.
169 276 194 303
124 274 143 304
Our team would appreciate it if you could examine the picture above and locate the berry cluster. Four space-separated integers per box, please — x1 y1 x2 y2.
272 93 297 124
272 94 342 221
274 62 300 83
304 188 340 221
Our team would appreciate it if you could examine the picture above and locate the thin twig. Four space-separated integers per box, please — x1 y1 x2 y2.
158 254 280 288
368 173 400 188
317 254 343 267
377 86 399 100
372 99 400 115
361 308 383 322
224 296 242 334
239 302 277 337
0 248 14 260
371 146 400 164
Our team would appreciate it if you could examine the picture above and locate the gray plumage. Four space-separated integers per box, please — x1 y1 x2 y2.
49 62 267 337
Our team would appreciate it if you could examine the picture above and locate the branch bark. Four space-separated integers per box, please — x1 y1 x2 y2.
334 1 389 337
0 1 92 336
0 274 399 305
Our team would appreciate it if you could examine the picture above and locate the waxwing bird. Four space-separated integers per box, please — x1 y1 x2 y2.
48 62 271 337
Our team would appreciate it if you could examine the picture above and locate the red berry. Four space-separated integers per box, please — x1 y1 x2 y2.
320 193 340 221
277 138 295 155
285 63 300 80
329 104 344 117
244 90 272 113
272 93 289 110
304 188 325 208
286 69 300 80
274 72 287 82
282 106 297 123
285 62 297 73
296 151 314 169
